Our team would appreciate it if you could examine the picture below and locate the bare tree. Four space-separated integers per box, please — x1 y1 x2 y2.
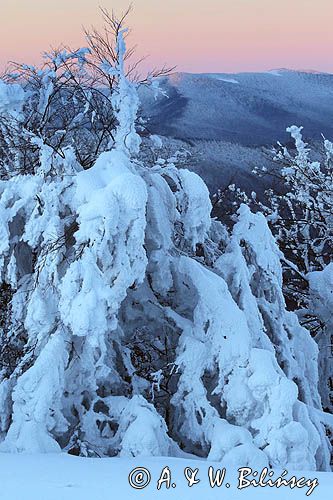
0 6 174 178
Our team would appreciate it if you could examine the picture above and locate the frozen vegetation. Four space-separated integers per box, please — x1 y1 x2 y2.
0 12 332 499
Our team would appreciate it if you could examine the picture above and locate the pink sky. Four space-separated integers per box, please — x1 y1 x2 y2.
0 0 332 74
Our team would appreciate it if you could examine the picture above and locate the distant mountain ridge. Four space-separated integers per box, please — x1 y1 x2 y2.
141 70 333 145
140 70 333 191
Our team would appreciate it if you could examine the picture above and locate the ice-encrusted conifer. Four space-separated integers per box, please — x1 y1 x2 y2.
0 28 165 456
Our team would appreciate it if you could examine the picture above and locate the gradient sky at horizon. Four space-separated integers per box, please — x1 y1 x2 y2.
0 0 332 74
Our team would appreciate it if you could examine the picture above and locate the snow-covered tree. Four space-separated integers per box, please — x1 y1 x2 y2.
216 126 332 305
270 129 333 419
0 14 331 470
213 126 333 419
271 127 332 277
308 264 333 424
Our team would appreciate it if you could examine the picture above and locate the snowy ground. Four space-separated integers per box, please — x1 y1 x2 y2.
0 454 332 500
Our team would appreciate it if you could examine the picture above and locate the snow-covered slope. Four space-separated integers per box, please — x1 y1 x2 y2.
0 453 332 500
141 70 333 145
140 70 333 191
